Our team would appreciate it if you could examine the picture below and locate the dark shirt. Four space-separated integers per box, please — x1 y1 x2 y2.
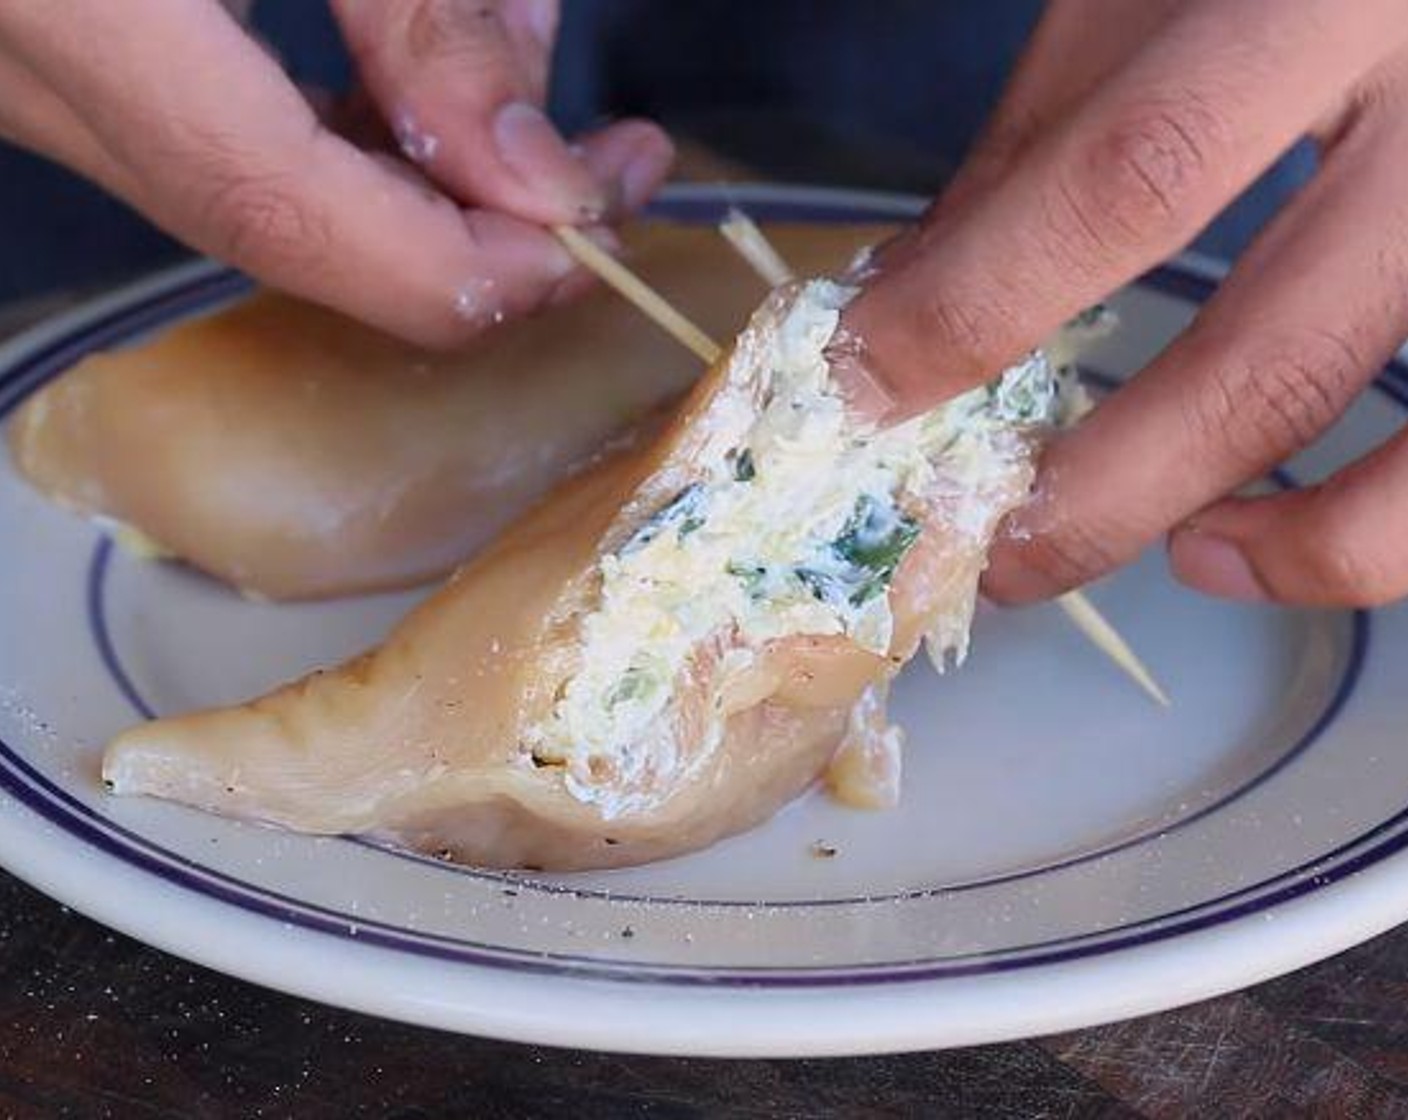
0 0 1311 303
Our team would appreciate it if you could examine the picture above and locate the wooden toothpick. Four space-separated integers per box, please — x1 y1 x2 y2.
552 225 722 363
720 207 795 286
556 209 1168 706
1058 590 1170 707
715 207 1170 707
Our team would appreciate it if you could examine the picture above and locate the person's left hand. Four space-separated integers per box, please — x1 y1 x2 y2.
0 0 674 347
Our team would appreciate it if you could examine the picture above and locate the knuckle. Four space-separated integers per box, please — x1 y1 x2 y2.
1053 95 1222 262
1255 329 1361 436
1286 525 1402 607
201 168 331 279
1183 327 1361 471
911 294 998 363
1339 67 1408 137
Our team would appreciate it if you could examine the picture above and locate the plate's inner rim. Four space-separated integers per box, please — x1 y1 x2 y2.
89 475 1365 913
0 190 1400 987
5 726 1408 987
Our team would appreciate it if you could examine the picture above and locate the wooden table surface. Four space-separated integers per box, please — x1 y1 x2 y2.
3 864 1408 1119
6 250 1408 1120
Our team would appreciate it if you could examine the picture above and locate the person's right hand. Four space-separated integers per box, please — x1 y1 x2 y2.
0 1 674 347
843 0 1408 609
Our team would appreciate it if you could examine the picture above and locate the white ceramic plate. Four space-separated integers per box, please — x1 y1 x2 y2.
1 183 1405 1057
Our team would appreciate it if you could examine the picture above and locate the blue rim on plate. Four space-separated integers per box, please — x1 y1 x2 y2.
0 189 1399 987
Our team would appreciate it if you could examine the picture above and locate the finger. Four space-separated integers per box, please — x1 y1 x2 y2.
2 1 579 346
0 45 135 194
982 79 1408 603
572 119 676 219
315 82 674 220
351 124 658 310
350 145 631 315
499 0 557 102
331 0 604 224
844 0 1408 420
944 0 1181 211
1168 425 1408 608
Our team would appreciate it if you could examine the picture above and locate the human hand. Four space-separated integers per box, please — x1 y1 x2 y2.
844 0 1408 608
0 1 673 346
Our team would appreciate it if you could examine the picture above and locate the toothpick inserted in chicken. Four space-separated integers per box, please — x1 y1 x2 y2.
553 225 722 363
1058 590 1170 706
713 207 1171 708
721 207 796 286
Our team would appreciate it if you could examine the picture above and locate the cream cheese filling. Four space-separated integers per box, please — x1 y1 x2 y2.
527 280 1058 809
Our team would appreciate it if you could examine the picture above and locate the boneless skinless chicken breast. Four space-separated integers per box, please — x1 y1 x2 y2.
9 223 893 600
100 276 1062 871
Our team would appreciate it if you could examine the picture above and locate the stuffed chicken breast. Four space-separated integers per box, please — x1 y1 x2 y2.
9 222 889 600
102 275 1060 870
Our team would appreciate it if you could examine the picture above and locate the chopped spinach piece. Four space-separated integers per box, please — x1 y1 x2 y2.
606 668 653 707
622 483 706 553
833 496 919 576
987 370 1053 424
726 561 769 598
724 498 925 612
1069 303 1111 331
934 430 963 457
732 447 756 482
847 571 890 606
794 567 836 602
826 495 922 606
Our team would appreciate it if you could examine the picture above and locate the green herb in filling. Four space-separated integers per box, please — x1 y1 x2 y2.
794 567 835 602
623 483 706 553
606 667 655 708
1069 303 1111 331
725 561 768 598
726 496 921 614
830 495 920 604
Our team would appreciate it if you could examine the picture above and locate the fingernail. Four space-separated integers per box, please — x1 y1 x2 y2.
1169 530 1269 602
493 101 606 220
978 535 1065 605
618 139 673 212
828 319 899 423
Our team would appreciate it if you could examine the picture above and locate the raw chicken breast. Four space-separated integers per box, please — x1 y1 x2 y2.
9 222 891 600
103 278 1059 870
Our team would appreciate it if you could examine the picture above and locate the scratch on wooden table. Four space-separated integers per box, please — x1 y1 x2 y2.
1041 992 1408 1118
